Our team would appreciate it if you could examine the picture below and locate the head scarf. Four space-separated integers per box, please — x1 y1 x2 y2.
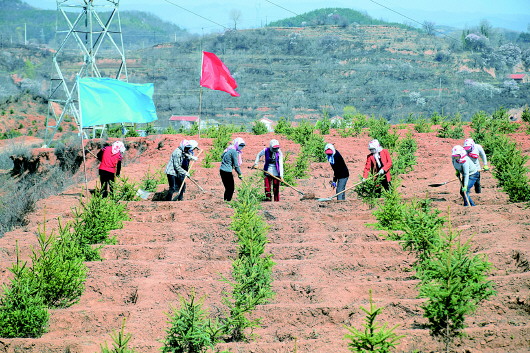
463 138 479 159
452 145 467 164
269 139 280 149
111 141 125 155
224 137 245 165
180 139 199 151
368 139 383 153
324 143 336 164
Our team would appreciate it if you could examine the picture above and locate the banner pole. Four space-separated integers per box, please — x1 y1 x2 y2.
198 50 204 138
77 75 89 198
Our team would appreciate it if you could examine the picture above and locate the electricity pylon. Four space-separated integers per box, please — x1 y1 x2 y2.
45 0 128 146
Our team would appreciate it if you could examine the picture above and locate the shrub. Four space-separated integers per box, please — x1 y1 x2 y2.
413 117 432 133
202 126 233 168
392 133 417 177
251 121 268 135
273 117 292 135
110 177 141 202
436 121 464 139
367 117 398 150
221 180 274 341
417 228 496 351
70 192 129 257
140 170 160 192
521 107 530 123
54 142 83 174
344 290 404 352
100 319 137 353
28 222 87 308
316 112 331 135
282 151 308 185
162 293 220 353
0 250 49 338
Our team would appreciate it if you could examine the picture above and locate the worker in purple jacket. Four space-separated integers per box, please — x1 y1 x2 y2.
253 139 284 201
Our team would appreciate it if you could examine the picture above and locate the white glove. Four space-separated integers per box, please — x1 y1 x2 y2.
362 178 367 182
184 171 190 178
190 155 198 161
378 169 385 175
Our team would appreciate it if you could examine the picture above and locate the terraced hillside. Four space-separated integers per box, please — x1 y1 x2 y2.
0 129 529 352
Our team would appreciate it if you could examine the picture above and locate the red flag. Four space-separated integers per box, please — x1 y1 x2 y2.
200 51 240 97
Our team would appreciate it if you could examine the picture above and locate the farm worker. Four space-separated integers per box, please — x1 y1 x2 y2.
164 139 199 201
452 145 479 207
97 140 125 198
324 143 350 200
253 139 284 201
463 138 489 193
363 139 392 191
220 137 245 201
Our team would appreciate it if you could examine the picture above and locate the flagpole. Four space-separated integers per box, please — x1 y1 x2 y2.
198 50 204 138
77 76 90 198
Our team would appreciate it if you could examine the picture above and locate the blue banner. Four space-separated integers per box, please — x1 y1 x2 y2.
78 77 158 128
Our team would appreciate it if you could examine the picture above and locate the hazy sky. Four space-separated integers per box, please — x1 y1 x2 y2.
22 0 530 34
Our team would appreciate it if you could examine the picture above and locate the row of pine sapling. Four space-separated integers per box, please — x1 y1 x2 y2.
0 185 131 339
161 177 274 352
359 129 496 353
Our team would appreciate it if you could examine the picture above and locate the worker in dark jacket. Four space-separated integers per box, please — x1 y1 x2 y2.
324 143 349 200
220 137 245 201
165 139 199 201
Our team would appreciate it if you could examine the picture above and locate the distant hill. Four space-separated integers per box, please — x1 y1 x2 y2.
0 0 191 49
268 8 414 30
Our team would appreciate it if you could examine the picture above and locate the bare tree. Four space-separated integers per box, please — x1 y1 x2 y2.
229 9 242 30
422 21 436 36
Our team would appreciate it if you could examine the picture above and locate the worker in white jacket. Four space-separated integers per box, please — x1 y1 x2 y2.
463 138 489 193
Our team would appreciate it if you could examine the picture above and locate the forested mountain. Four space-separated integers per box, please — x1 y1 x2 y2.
268 7 411 30
0 0 190 49
1 2 529 130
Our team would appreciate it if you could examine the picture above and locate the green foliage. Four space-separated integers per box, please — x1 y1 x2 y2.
202 126 234 168
413 117 432 133
110 177 141 202
391 133 417 177
371 184 406 231
316 112 331 135
140 169 161 192
471 110 530 203
367 117 399 150
344 290 404 352
100 319 137 353
162 293 219 353
145 124 157 135
338 107 368 137
163 126 179 135
417 229 496 351
28 222 87 308
251 121 268 135
0 250 49 338
282 151 308 185
0 129 23 139
521 107 530 123
125 126 140 137
221 180 274 342
436 121 464 139
70 192 129 260
354 176 383 207
429 112 446 125
273 117 292 135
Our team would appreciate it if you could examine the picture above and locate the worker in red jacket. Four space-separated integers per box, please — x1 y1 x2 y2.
98 141 125 197
363 139 392 191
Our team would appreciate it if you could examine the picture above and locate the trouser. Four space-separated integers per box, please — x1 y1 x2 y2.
99 169 115 198
264 174 281 201
166 174 186 201
335 177 348 200
220 170 235 201
460 172 479 206
474 171 482 193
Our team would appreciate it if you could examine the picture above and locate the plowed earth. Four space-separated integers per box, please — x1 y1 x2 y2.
0 127 529 352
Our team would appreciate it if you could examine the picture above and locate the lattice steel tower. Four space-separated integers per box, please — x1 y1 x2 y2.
45 0 128 145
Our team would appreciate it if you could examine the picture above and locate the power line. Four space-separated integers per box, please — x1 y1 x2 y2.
160 0 230 32
366 0 459 42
